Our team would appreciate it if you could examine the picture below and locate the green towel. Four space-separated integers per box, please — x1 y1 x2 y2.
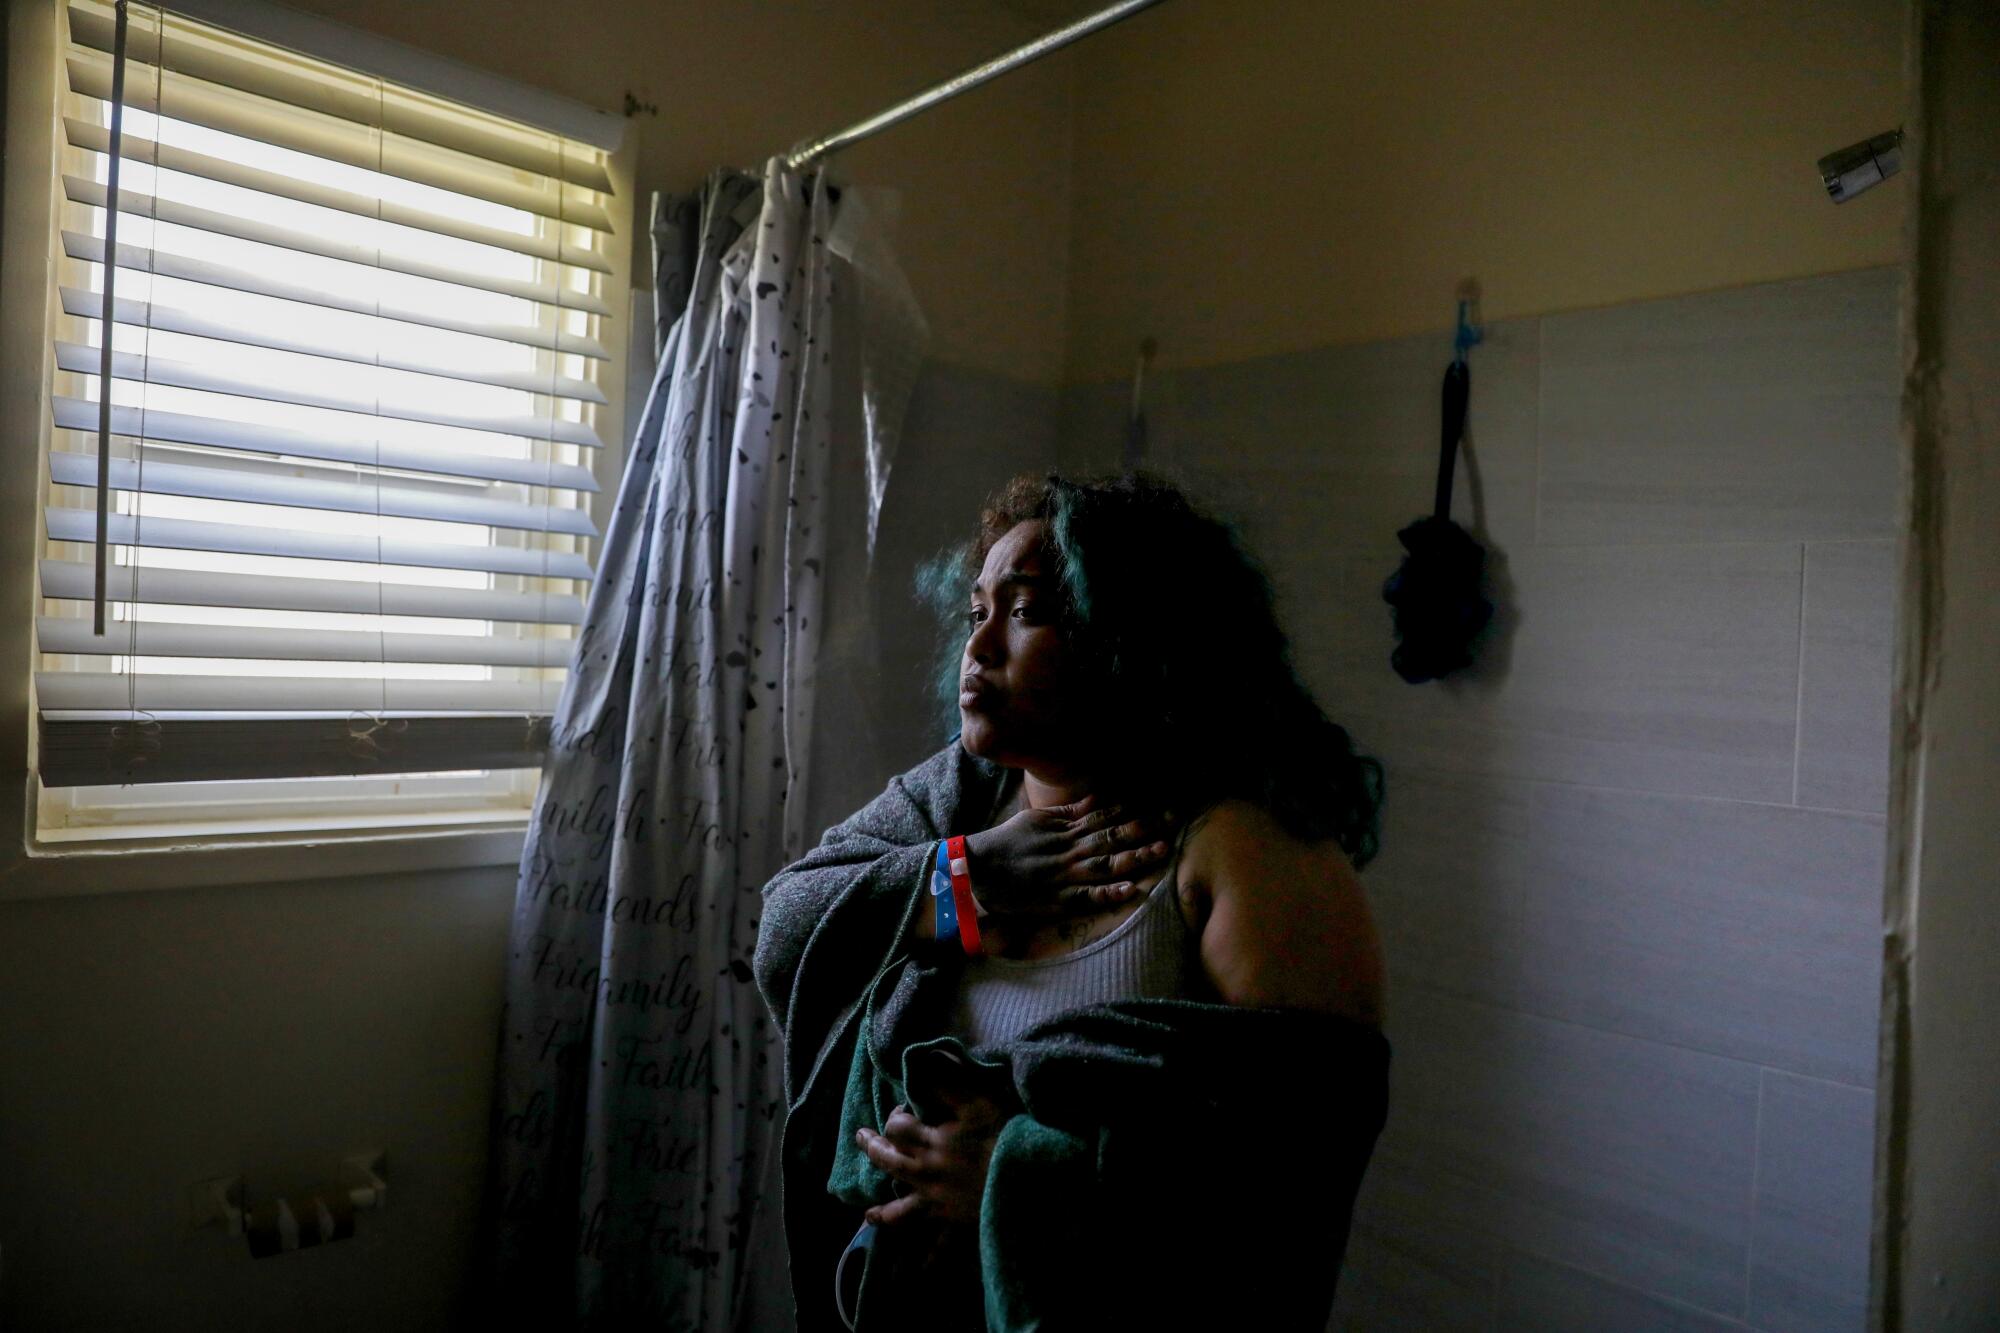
755 743 1389 1330
975 1114 1094 1333
827 1017 897 1209
828 990 1390 1332
828 1013 1013 1210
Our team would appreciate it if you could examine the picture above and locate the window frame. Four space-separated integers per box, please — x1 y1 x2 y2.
0 0 637 899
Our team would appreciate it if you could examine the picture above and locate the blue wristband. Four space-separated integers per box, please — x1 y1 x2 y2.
932 840 959 943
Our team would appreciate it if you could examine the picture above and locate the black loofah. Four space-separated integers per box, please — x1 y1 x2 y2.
1383 514 1492 682
1384 358 1492 683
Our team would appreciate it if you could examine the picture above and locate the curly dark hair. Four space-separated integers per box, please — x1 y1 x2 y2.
916 471 1384 868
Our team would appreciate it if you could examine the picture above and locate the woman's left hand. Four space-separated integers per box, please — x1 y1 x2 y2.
855 1088 1011 1229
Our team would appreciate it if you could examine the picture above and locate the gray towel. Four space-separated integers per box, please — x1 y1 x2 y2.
754 741 1014 1101
755 740 1391 1331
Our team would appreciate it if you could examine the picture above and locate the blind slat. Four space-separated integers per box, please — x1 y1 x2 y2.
67 1 615 194
64 175 616 318
39 712 551 786
64 118 613 274
62 285 608 404
40 2 620 793
39 558 585 624
37 671 555 712
40 617 576 667
47 509 596 580
51 397 600 491
57 341 606 448
65 230 611 359
66 50 616 232
50 452 599 536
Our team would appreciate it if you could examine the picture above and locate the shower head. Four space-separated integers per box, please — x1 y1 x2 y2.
1819 129 1903 203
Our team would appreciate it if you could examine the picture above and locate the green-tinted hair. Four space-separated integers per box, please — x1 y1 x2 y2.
915 471 1384 867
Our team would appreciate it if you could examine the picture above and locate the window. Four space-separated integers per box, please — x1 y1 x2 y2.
32 0 630 843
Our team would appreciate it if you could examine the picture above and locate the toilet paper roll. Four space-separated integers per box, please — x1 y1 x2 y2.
245 1198 286 1259
302 1188 356 1244
244 1188 358 1257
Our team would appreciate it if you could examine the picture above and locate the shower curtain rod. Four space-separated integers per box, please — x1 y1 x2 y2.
785 0 1172 170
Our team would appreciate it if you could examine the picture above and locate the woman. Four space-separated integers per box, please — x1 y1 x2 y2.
755 472 1389 1332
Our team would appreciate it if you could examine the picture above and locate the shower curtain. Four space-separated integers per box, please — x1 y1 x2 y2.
485 158 919 1331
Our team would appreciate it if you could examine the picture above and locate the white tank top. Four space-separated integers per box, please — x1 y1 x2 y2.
948 825 1202 1050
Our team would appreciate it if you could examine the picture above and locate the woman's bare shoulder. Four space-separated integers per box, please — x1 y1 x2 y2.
1180 798 1354 888
1179 798 1384 1022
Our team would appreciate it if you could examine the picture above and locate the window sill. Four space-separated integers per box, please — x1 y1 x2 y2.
0 813 528 902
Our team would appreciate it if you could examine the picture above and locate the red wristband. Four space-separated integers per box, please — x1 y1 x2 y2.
944 835 982 955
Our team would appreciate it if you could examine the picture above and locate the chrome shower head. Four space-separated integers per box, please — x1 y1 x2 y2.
1819 129 1903 203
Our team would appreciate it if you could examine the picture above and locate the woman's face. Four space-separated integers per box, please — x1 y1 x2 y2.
958 520 1086 771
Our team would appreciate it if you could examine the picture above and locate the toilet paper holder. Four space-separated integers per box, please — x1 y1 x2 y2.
194 1150 387 1238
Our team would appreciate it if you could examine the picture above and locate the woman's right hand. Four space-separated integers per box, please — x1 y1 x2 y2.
960 795 1174 919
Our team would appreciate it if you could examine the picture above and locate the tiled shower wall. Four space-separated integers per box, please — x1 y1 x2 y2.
1059 268 1899 1331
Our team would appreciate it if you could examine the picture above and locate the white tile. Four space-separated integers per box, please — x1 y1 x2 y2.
1381 988 1760 1315
1750 1072 1875 1333
1498 1252 1751 1331
1334 1159 1501 1332
1168 316 1541 554
1299 543 1805 803
902 360 1060 485
1055 378 1128 475
1539 269 1900 545
1798 541 1896 813
1520 785 1884 1086
1362 768 1533 1006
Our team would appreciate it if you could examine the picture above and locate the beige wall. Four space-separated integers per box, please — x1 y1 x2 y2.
1062 0 1906 381
0 1 1928 1328
0 1 1073 1328
0 867 517 1330
281 0 1079 385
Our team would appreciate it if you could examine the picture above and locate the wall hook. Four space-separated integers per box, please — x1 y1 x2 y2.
1123 336 1158 471
1453 283 1484 367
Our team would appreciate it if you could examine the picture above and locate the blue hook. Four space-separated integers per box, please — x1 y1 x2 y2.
1453 298 1484 366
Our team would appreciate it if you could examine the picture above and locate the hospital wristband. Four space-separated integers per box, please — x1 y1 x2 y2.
944 835 983 955
931 840 960 945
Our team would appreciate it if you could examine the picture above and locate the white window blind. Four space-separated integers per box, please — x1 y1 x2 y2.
35 0 624 805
